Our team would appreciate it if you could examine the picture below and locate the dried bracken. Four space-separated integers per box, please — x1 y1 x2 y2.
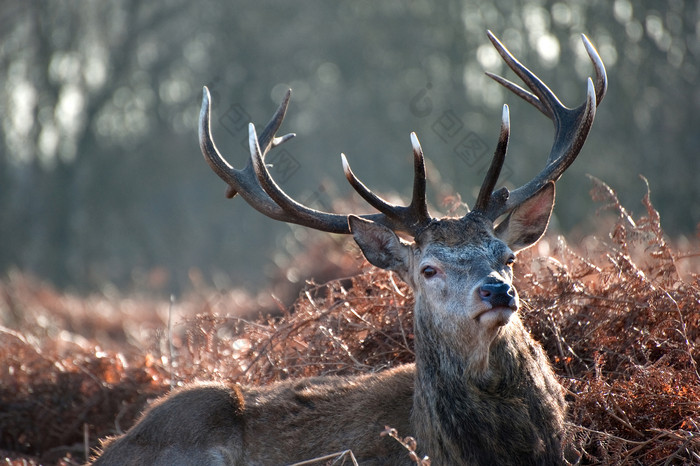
1 181 698 464
516 177 700 464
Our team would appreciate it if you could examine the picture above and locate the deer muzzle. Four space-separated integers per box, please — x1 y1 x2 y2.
479 281 516 309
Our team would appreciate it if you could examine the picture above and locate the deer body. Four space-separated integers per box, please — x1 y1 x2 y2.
91 32 607 465
94 324 563 465
93 366 415 465
93 331 564 465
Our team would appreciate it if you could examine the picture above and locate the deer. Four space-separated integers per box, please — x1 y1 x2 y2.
91 31 606 465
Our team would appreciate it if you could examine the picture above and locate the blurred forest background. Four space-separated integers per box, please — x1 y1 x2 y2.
0 0 698 295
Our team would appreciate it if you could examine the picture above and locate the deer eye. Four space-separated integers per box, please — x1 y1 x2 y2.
421 265 438 278
506 255 516 266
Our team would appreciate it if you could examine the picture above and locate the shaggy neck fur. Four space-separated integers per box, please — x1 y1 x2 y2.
411 314 566 465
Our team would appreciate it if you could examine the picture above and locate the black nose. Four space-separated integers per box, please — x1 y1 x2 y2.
479 282 516 308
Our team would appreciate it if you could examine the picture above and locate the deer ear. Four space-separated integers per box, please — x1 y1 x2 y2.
495 182 555 252
348 215 410 274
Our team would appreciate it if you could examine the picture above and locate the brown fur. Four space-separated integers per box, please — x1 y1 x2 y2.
412 316 565 464
93 367 414 465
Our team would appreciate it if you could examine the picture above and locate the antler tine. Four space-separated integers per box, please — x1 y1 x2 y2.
408 132 431 226
257 89 296 155
581 33 608 106
199 87 234 187
341 154 395 215
340 132 431 236
473 105 510 212
476 31 606 220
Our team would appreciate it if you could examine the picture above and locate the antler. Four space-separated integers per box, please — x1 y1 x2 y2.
474 30 607 220
199 87 433 236
200 31 606 237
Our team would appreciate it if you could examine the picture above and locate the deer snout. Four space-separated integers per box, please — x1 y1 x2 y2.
479 281 516 309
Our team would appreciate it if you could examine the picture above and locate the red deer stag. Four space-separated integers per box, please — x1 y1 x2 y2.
91 31 606 465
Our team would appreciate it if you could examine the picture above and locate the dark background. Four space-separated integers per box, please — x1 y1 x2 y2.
1 0 698 294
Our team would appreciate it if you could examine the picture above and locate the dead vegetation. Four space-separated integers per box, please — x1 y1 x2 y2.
1 180 699 465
